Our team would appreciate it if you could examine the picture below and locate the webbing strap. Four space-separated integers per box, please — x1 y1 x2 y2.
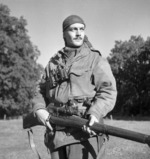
27 129 42 159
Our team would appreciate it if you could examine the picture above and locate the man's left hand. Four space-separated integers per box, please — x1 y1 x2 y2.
82 114 98 135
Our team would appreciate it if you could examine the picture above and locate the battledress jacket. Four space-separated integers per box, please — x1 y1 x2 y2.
33 42 117 151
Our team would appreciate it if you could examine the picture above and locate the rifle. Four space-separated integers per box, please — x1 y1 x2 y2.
23 105 150 146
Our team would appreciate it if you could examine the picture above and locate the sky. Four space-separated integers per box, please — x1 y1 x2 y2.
1 0 150 67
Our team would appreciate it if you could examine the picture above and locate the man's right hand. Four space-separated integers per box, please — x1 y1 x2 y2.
35 109 53 132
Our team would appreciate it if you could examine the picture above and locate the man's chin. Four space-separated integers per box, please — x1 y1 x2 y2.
73 42 83 47
67 42 83 48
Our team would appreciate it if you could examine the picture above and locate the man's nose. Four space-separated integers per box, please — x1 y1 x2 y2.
76 29 81 36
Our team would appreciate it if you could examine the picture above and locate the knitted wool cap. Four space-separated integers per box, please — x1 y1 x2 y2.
63 15 86 32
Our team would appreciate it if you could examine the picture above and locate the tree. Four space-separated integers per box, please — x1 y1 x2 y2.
108 36 150 116
0 4 43 117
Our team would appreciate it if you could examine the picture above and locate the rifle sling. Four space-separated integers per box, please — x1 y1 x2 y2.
27 129 42 159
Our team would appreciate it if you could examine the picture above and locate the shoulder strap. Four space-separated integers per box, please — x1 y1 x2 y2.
90 47 102 56
27 129 42 159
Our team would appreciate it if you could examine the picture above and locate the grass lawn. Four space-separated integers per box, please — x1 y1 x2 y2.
0 119 150 159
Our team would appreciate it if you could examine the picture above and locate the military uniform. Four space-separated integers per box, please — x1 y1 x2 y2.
33 41 117 159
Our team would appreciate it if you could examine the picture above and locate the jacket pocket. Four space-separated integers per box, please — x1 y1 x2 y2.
69 63 91 76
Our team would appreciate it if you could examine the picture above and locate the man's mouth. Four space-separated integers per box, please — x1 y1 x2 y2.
74 38 82 41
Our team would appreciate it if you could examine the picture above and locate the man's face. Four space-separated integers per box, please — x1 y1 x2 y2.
63 23 85 48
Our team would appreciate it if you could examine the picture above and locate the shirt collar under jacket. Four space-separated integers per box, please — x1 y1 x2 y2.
63 44 83 59
57 42 93 67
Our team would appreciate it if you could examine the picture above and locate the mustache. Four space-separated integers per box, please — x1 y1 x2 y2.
73 37 83 40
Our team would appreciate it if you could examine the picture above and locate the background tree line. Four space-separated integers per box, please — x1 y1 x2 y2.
0 4 43 118
108 36 150 117
0 4 149 118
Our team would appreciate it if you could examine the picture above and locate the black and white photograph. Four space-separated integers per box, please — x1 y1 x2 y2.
0 0 150 159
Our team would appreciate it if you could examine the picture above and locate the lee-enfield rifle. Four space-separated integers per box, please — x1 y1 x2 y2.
23 104 150 146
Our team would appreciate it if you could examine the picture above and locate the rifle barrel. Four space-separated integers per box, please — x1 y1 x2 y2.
50 115 150 146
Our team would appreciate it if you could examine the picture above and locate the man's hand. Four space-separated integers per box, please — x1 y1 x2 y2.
35 109 53 132
82 114 98 135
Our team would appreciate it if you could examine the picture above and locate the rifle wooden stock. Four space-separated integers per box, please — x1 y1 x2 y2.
23 112 150 146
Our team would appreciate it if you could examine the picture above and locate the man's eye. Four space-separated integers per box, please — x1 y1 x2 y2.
69 27 84 31
72 28 76 31
69 28 75 31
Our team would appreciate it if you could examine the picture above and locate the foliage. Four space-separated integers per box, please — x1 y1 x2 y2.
0 4 43 117
108 36 150 116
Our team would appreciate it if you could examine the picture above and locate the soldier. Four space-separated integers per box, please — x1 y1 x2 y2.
33 15 117 159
